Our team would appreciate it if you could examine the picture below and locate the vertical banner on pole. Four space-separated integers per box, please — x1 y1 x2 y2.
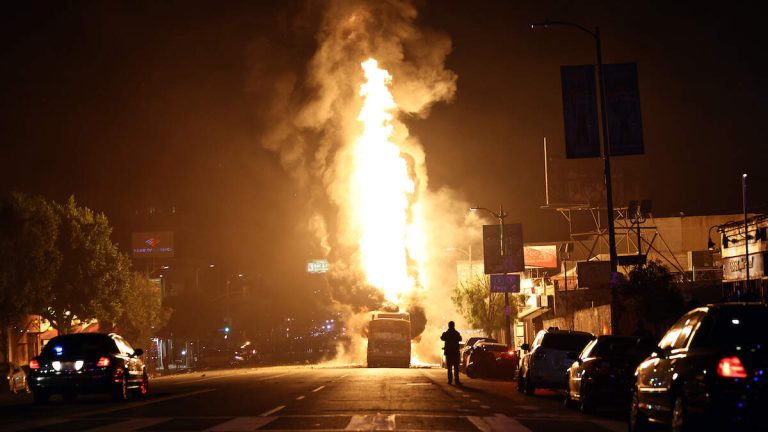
561 65 600 159
604 62 644 156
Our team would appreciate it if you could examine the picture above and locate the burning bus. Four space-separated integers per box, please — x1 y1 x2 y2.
366 311 411 368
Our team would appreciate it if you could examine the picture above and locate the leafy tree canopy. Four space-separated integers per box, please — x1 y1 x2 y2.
619 260 686 337
0 193 60 329
45 196 132 334
451 274 523 337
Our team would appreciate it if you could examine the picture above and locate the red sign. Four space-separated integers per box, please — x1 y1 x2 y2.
524 245 558 268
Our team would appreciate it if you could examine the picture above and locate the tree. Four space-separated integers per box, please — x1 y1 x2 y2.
0 193 61 360
618 260 686 338
104 272 172 346
451 274 523 337
45 196 131 334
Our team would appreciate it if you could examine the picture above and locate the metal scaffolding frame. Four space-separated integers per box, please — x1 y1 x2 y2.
541 203 689 280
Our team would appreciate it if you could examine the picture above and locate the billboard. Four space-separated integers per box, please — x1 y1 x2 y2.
482 224 524 274
524 244 558 268
131 231 174 258
577 261 611 289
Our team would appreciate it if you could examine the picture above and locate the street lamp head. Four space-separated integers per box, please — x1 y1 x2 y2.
469 207 478 212
743 173 748 179
531 21 551 29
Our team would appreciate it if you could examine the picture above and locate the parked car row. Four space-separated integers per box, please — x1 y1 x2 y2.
510 303 766 431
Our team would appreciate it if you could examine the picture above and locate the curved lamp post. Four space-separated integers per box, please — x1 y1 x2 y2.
470 205 513 347
532 20 619 334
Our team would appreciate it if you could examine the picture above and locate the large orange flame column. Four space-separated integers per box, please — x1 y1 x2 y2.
351 58 418 305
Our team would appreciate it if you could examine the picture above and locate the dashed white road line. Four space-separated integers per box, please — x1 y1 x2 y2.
312 385 326 392
296 395 306 400
259 405 286 417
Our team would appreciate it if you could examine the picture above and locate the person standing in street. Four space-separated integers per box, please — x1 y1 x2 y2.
441 321 462 385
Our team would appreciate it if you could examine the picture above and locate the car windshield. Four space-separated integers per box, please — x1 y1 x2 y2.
41 334 118 357
541 333 593 351
708 307 768 346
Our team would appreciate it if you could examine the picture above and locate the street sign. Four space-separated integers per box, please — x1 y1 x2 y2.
306 259 329 274
490 274 521 293
482 224 524 274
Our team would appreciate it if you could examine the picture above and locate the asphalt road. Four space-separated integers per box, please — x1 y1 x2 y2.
0 366 627 431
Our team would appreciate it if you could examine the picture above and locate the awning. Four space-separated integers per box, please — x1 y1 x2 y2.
518 307 550 320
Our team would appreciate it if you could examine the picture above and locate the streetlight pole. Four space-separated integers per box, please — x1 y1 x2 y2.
532 20 619 333
470 205 513 348
195 264 215 291
743 173 749 292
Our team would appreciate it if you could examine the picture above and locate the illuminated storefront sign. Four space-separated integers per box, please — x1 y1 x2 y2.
524 244 558 268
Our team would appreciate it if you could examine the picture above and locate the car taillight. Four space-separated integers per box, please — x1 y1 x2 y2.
29 359 40 369
505 350 515 359
717 356 747 378
96 357 111 367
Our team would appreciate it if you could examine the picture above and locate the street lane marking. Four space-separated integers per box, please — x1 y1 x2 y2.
296 395 306 400
312 385 326 392
171 371 293 385
481 405 491 409
206 416 277 431
81 417 172 431
469 414 532 432
72 388 216 417
259 405 286 417
471 399 480 402
345 414 395 431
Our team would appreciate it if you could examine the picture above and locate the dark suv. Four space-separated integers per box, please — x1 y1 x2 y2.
630 303 768 431
28 333 148 403
460 336 497 372
518 328 594 395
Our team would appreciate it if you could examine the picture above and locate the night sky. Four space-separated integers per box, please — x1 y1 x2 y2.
2 1 766 304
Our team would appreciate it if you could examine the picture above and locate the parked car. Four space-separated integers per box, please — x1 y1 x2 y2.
460 336 497 372
629 303 768 431
441 342 464 368
517 328 595 396
1 361 29 393
28 333 148 403
466 341 518 379
564 335 654 413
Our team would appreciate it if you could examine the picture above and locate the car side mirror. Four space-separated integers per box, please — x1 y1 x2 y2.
133 348 144 357
520 343 530 352
650 347 665 359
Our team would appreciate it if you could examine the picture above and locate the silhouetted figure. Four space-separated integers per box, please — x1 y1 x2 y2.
441 321 462 385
